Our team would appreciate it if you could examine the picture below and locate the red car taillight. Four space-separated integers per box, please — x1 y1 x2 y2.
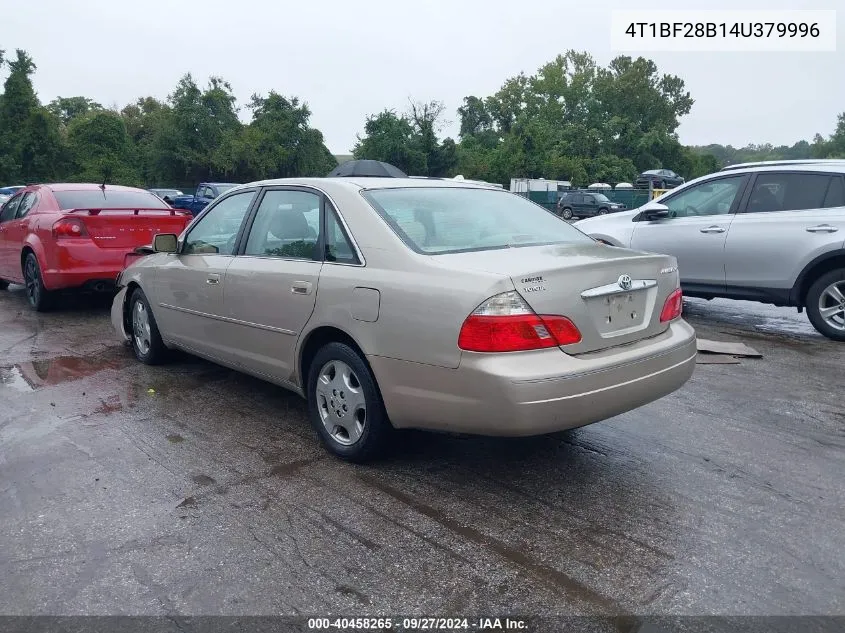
660 288 683 322
53 218 89 239
458 291 582 352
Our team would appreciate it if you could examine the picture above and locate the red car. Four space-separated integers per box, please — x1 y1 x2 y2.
0 184 192 310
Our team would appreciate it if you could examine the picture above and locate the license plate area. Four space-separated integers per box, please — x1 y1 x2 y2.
585 290 650 336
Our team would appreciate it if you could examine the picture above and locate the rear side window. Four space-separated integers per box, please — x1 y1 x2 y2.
0 194 23 222
244 190 321 260
824 176 845 208
16 192 38 218
745 173 832 214
53 190 169 210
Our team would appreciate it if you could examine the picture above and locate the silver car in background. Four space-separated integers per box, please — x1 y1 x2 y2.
576 161 845 341
112 178 696 461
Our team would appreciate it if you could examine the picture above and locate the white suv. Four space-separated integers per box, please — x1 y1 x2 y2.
575 161 845 341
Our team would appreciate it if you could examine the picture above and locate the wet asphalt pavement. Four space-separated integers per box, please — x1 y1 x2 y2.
0 284 843 618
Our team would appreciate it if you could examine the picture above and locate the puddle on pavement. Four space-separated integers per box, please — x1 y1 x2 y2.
0 353 127 393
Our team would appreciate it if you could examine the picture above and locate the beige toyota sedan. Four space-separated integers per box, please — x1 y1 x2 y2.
112 177 696 461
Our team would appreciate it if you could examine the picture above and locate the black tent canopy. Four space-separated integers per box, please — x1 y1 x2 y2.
327 160 407 178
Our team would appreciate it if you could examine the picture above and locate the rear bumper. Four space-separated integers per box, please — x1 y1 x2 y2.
369 320 697 436
42 243 134 290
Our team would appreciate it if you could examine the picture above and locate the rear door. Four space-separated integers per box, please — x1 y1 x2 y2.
0 192 38 280
0 193 24 278
217 187 324 381
629 174 749 289
151 189 257 355
724 171 845 292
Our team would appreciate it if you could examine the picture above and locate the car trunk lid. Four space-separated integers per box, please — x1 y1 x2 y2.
64 208 192 249
434 243 680 354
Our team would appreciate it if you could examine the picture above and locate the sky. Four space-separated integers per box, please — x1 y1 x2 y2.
2 0 843 154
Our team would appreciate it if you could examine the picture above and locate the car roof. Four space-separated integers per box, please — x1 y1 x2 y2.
717 161 845 175
38 183 150 192
238 177 496 193
720 159 845 172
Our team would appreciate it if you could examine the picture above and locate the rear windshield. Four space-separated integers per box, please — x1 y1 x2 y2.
362 187 593 254
53 190 169 210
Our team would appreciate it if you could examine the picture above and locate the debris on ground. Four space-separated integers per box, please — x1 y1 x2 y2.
696 354 742 365
695 338 762 365
696 338 762 357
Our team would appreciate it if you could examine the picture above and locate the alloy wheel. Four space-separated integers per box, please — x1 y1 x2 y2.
132 300 152 355
818 280 845 331
315 360 367 446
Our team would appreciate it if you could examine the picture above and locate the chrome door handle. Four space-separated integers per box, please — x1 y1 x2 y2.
700 226 726 234
206 274 220 285
291 281 313 295
806 225 839 233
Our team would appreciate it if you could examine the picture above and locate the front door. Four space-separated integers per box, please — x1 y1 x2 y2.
219 188 324 382
151 189 257 356
629 174 749 289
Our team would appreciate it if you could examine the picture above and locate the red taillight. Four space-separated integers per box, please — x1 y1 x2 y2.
458 291 582 352
660 288 683 322
53 218 89 239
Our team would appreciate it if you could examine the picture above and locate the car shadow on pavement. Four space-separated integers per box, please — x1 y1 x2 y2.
1 283 114 314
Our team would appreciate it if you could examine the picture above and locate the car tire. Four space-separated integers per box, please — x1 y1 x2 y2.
597 208 609 215
23 253 54 311
129 287 169 364
561 207 573 220
307 342 393 462
0 279 9 290
806 269 845 342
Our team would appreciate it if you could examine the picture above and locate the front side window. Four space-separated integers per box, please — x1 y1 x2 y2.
363 187 593 255
244 190 321 260
663 176 744 218
745 173 835 214
183 191 256 255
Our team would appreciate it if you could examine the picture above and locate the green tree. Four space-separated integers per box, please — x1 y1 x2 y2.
215 92 336 180
353 110 426 174
47 96 103 126
66 111 140 185
811 113 845 158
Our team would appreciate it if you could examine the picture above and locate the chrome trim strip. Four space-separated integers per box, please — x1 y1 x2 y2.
512 336 694 384
159 303 297 335
581 279 657 299
518 352 697 402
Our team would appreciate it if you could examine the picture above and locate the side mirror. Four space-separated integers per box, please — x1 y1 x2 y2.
153 233 179 253
640 202 670 220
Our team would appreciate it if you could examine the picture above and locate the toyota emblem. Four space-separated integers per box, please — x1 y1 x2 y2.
618 274 633 290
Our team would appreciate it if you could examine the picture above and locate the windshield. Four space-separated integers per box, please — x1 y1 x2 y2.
363 187 593 254
593 194 611 203
216 185 236 194
53 190 169 210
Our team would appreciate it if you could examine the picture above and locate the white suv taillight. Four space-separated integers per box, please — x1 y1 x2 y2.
458 291 581 352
